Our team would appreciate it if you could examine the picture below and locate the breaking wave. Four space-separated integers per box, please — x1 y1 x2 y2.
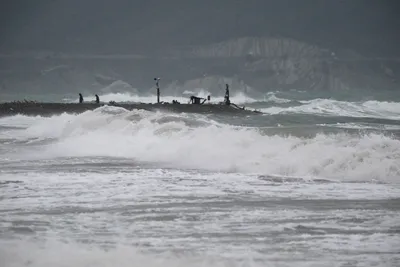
261 98 400 120
64 91 400 121
1 106 399 184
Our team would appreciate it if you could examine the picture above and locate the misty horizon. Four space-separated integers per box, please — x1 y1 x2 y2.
0 0 399 95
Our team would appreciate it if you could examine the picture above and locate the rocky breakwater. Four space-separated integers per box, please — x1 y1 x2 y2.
0 101 262 117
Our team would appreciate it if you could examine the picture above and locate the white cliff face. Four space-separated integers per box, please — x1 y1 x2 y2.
0 36 398 98
174 37 336 90
168 37 398 91
179 37 326 59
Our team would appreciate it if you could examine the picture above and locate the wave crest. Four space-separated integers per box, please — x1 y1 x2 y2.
1 107 399 183
261 98 400 120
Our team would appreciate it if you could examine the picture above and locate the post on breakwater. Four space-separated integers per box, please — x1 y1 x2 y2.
154 77 160 103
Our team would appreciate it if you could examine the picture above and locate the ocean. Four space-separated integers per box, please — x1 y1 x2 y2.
0 90 400 267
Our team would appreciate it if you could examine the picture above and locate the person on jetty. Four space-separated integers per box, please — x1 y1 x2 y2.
79 93 83 103
95 94 100 104
224 84 230 105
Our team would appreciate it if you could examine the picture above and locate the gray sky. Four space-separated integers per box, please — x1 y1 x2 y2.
0 0 399 56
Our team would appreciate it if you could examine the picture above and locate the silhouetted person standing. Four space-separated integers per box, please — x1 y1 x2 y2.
95 94 100 104
224 84 230 105
79 93 83 103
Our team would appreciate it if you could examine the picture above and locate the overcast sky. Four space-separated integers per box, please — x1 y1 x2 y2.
0 0 399 56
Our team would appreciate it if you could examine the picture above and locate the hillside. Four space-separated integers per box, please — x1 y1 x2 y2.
1 37 398 98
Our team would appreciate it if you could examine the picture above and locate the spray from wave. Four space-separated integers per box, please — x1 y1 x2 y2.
1 106 399 183
63 90 400 122
65 90 258 105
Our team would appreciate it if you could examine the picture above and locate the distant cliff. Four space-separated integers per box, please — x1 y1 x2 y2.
0 37 399 99
164 37 399 92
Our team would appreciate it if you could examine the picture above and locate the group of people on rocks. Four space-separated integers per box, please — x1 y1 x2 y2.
77 83 231 106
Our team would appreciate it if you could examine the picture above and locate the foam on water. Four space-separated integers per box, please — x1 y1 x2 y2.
263 92 291 104
261 98 400 120
71 91 400 121
318 122 400 131
1 106 399 183
2 91 400 267
0 239 322 267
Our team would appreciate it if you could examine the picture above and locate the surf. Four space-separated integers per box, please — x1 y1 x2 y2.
1 106 399 184
260 98 400 120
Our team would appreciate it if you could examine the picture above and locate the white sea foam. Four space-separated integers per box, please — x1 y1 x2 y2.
263 92 291 104
0 238 329 267
1 106 399 183
0 239 243 267
2 91 399 267
261 98 400 120
318 122 400 131
0 227 398 267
